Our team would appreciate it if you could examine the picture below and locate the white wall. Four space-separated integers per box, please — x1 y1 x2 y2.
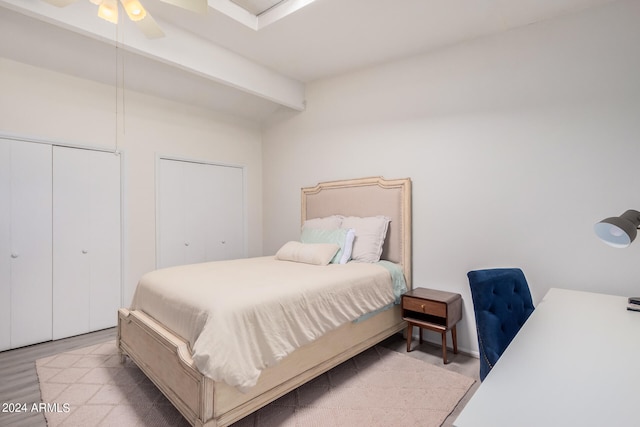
262 0 640 354
0 58 264 306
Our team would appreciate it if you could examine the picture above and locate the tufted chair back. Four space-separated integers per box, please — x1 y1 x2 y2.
467 268 535 381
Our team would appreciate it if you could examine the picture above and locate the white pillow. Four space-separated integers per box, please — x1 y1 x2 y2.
302 215 343 230
301 227 356 264
275 241 340 266
340 216 391 263
340 228 356 264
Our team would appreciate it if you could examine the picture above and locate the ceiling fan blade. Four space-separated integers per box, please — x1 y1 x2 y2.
41 0 80 7
159 0 207 14
135 13 165 39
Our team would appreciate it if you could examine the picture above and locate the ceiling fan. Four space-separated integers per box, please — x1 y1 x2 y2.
41 0 207 39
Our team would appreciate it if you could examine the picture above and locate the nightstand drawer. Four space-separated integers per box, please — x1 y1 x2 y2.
403 296 446 317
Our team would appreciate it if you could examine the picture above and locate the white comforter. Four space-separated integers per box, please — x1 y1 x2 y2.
130 256 396 391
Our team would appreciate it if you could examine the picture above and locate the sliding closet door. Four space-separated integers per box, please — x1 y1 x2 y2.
0 140 53 350
157 158 245 269
53 146 121 339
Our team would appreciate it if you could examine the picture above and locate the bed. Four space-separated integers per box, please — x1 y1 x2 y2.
117 176 412 427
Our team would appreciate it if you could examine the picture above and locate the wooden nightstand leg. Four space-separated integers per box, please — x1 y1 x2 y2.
406 323 413 352
419 327 423 345
452 325 458 354
441 332 448 364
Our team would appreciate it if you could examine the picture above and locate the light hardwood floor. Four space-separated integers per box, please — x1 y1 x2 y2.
0 329 479 427
0 328 116 427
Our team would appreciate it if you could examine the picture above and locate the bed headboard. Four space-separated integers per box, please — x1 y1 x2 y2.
301 176 412 288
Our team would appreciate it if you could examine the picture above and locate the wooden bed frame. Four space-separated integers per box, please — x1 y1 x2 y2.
117 176 412 427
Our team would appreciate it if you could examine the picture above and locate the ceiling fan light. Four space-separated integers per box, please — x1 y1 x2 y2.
121 0 147 22
98 0 118 24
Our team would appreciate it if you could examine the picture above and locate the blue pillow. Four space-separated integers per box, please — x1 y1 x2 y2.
300 227 355 264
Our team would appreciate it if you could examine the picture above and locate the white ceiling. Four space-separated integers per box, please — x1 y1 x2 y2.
0 0 619 122
150 0 617 82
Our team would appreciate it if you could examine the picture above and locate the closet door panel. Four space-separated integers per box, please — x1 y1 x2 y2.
206 165 244 261
10 142 52 348
53 147 121 339
53 147 91 339
0 140 11 351
158 159 186 268
183 162 208 265
88 150 121 331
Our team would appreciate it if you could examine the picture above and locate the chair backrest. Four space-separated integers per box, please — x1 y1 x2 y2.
467 268 535 381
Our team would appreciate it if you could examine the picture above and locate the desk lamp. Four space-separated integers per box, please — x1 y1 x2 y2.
595 209 640 311
594 209 640 248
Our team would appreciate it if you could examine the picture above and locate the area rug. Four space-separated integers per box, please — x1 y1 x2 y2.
36 340 474 427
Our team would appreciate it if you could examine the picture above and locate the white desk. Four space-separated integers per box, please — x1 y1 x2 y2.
455 288 640 427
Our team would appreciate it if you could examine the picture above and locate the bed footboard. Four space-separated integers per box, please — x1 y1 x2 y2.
117 308 215 426
118 306 405 427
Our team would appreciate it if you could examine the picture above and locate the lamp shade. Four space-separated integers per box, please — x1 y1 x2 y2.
594 209 640 248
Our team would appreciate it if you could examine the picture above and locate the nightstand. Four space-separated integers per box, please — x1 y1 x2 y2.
402 288 462 363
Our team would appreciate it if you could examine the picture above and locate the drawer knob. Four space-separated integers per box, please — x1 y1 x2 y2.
421 304 425 310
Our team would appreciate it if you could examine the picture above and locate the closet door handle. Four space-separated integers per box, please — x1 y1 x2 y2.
11 252 19 259
184 242 190 246
82 249 88 254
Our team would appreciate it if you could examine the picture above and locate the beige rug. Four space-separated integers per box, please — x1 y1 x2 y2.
36 340 474 427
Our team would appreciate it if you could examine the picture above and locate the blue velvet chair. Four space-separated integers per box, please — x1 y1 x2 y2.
467 268 535 381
